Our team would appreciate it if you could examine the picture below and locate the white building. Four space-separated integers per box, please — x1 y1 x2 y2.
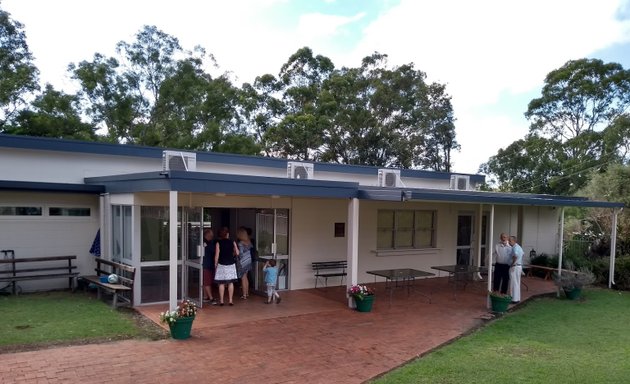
0 134 622 307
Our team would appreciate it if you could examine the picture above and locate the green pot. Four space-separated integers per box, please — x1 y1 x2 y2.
490 295 511 313
168 316 195 339
354 295 374 312
563 287 582 300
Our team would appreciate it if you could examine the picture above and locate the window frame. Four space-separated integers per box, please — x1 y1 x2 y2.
377 209 437 250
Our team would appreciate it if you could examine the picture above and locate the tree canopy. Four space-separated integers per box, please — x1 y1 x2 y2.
0 6 460 170
481 58 630 195
0 8 38 127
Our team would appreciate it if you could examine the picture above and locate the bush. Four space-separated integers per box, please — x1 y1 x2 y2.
614 256 630 290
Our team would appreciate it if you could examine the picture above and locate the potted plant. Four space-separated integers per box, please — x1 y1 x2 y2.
553 265 595 300
160 299 198 339
488 291 512 313
348 284 375 312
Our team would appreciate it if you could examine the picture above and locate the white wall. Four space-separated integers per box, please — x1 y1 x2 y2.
0 192 99 292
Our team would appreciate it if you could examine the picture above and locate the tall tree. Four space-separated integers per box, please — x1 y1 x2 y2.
482 59 630 194
7 84 97 140
69 25 257 153
0 7 39 128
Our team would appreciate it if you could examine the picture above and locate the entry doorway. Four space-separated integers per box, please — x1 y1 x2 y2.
456 213 488 266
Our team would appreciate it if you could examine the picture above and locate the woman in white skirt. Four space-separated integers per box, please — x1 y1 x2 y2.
214 227 239 306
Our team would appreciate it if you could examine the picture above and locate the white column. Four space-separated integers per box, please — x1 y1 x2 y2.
347 198 360 308
556 207 564 297
476 204 483 278
609 208 620 288
486 205 495 308
169 191 178 310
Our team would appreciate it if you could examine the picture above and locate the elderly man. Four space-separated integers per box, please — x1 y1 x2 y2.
508 235 524 303
492 233 512 294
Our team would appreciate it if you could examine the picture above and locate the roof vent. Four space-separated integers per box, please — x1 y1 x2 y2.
163 151 197 172
378 169 401 188
287 162 314 180
450 175 470 190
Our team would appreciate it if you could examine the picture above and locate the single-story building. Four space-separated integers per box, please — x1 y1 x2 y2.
0 134 623 308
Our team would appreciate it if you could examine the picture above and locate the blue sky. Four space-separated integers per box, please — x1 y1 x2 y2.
3 0 630 174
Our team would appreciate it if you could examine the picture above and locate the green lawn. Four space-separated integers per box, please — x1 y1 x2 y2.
373 289 630 384
0 291 159 349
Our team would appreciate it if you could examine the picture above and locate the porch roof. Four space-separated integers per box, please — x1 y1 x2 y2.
84 170 359 199
359 187 624 208
83 171 624 209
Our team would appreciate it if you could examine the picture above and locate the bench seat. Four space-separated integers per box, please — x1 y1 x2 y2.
312 261 347 288
79 257 135 308
0 255 78 294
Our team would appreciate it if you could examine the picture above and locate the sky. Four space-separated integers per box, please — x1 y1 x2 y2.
3 0 630 174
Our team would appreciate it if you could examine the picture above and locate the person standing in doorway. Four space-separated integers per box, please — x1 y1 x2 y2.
214 227 239 306
492 233 512 294
236 226 253 299
202 228 218 305
508 235 524 303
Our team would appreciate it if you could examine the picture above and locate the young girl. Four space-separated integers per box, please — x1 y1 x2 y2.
263 259 281 304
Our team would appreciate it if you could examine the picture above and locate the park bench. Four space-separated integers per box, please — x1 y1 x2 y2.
524 265 580 280
0 253 78 294
80 257 135 308
312 260 347 288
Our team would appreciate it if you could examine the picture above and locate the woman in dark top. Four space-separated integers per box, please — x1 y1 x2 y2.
214 227 239 306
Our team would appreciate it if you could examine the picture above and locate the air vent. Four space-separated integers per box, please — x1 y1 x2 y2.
287 162 314 180
378 169 401 187
449 175 470 190
163 151 197 172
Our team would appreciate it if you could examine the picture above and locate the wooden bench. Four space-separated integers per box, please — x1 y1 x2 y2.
0 255 78 294
80 257 136 308
524 265 580 280
312 260 347 288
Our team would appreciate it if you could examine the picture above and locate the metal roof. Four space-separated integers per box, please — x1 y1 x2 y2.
0 133 484 182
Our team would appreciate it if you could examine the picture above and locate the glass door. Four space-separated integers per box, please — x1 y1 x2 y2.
254 209 290 293
456 214 473 265
182 207 203 307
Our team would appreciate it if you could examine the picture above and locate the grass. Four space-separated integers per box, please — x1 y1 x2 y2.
373 289 630 384
0 290 166 351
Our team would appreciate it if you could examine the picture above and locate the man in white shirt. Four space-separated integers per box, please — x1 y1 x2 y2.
508 235 524 303
492 233 512 294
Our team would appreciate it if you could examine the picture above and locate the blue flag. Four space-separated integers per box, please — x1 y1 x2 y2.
89 229 101 257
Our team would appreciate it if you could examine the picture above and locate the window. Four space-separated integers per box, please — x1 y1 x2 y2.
0 206 42 216
140 206 173 262
377 210 436 249
49 207 91 216
112 205 133 260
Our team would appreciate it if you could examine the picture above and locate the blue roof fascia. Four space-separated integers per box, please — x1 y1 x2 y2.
1 134 486 182
0 180 104 194
401 189 624 208
85 171 359 198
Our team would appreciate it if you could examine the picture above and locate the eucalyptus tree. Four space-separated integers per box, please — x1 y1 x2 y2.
8 84 97 140
482 59 630 194
0 7 39 128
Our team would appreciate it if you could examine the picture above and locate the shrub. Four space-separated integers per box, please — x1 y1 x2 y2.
614 256 630 290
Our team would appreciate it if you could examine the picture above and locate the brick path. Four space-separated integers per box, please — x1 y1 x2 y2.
0 277 555 384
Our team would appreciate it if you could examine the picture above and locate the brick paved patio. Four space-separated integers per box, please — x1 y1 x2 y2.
0 276 555 384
